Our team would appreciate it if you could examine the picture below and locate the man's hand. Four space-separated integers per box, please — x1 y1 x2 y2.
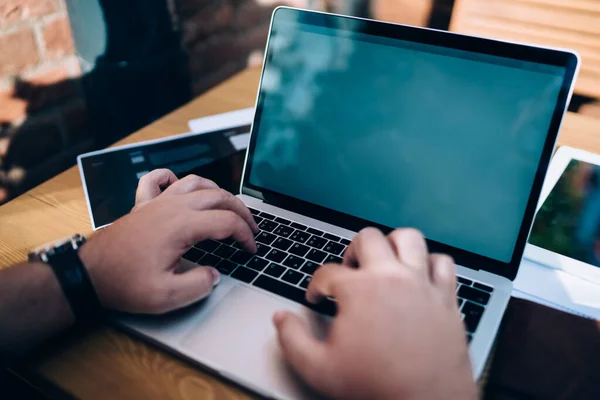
79 169 259 314
273 228 477 400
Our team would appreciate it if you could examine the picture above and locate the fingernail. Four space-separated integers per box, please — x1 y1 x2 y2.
210 268 221 285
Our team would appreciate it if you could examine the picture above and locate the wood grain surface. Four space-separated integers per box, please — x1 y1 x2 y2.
0 67 598 399
450 0 600 99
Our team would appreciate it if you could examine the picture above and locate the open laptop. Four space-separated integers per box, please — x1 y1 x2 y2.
116 7 579 399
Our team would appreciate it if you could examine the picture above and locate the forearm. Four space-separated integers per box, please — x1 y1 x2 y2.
0 262 75 353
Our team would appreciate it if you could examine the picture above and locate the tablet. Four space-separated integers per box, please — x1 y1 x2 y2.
78 126 248 231
525 146 600 284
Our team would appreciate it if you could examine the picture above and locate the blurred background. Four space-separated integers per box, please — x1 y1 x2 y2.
0 0 599 204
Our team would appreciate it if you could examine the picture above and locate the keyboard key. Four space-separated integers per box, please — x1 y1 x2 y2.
273 237 293 251
214 245 236 259
289 243 310 257
323 233 341 242
230 250 253 265
216 260 237 275
249 207 260 215
182 248 204 262
306 249 327 263
273 225 294 238
457 298 464 309
300 275 312 289
324 241 345 255
324 254 343 264
253 215 264 225
307 228 323 236
275 217 291 225
266 249 287 263
256 243 270 257
307 236 327 249
260 212 275 220
291 222 307 230
220 237 236 246
467 334 473 344
462 301 484 333
457 276 473 286
199 253 222 267
232 241 243 250
301 261 319 275
290 230 311 243
247 257 269 271
282 270 303 285
253 275 336 316
195 239 220 253
283 255 305 270
340 238 352 246
265 263 286 278
231 266 259 283
473 283 494 293
458 286 490 305
256 232 277 245
259 220 278 232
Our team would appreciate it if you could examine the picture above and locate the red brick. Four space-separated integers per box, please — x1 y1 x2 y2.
0 87 28 123
42 16 75 58
0 28 39 75
0 0 57 25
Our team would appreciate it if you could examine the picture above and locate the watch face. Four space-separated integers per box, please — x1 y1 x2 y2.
28 234 86 263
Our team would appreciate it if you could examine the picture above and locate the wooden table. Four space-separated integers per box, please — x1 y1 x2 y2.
1 67 599 399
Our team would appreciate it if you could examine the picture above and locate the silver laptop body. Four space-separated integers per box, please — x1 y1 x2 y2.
117 7 579 400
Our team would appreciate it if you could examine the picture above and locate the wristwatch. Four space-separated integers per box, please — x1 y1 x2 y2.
28 234 102 324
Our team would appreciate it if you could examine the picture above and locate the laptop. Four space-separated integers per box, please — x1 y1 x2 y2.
116 7 579 399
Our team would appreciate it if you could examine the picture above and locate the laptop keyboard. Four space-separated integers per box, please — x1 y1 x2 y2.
183 207 494 341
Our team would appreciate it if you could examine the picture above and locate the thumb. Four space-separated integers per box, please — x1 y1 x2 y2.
273 311 330 394
135 169 178 207
161 267 220 312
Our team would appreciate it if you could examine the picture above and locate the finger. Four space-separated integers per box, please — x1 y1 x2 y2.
189 210 257 253
343 227 397 269
387 229 429 274
155 267 220 313
135 169 178 205
430 254 457 306
273 311 331 394
306 263 352 304
186 189 259 233
164 174 219 196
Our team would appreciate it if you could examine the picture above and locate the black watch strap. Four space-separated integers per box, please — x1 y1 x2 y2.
30 235 103 324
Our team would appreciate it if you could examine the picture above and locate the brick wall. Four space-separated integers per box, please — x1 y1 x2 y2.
0 0 448 204
0 0 86 203
176 0 371 94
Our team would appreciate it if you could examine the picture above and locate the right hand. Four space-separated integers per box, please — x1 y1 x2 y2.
273 228 477 400
80 170 259 315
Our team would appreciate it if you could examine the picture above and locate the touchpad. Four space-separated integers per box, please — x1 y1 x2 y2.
180 285 329 399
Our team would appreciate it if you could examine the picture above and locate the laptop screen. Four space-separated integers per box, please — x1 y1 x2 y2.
247 8 570 264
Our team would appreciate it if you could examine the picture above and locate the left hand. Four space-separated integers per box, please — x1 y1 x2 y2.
79 169 259 314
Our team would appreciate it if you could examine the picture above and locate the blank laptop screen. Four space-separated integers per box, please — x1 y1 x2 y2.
248 9 567 263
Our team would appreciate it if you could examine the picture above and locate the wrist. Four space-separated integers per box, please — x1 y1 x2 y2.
30 234 104 324
77 236 105 309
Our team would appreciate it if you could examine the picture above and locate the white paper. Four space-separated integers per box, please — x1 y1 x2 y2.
513 258 600 320
187 108 254 150
189 107 254 135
